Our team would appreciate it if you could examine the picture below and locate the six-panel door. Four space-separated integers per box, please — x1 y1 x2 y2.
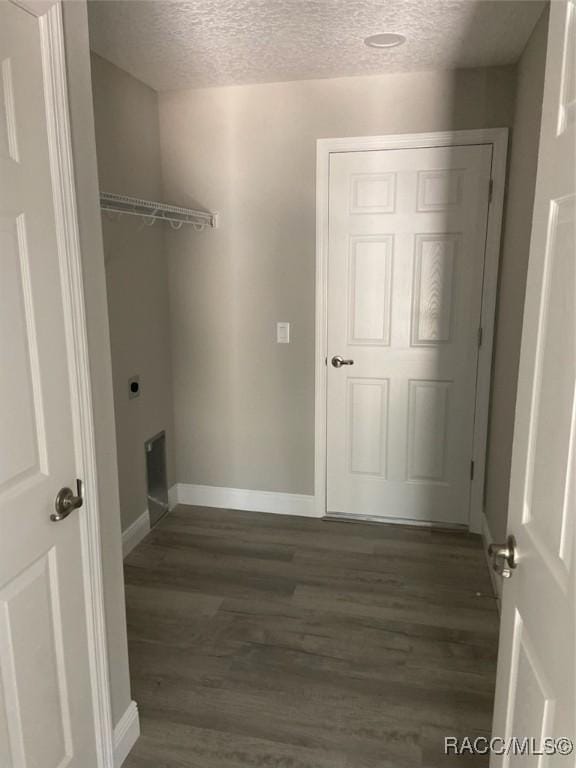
0 4 99 766
491 1 575 761
327 145 492 525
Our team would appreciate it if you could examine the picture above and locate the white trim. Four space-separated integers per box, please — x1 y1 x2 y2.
122 510 151 558
113 701 140 768
37 3 115 766
10 0 57 16
481 512 503 606
469 131 508 534
316 129 508 153
315 129 509 532
168 483 179 511
174 483 319 518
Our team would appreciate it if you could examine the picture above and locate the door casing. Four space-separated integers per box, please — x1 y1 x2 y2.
315 129 509 533
8 0 114 764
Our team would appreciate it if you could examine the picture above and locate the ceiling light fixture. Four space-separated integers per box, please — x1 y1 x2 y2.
364 33 406 49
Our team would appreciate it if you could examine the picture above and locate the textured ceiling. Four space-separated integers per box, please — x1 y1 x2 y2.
88 0 545 92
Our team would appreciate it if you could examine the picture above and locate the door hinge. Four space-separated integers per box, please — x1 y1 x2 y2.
488 178 494 203
478 326 483 348
470 460 475 480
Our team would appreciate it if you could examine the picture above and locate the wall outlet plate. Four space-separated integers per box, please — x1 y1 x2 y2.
128 375 140 399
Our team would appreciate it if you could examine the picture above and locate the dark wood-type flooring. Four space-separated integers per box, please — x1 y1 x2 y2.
123 505 499 768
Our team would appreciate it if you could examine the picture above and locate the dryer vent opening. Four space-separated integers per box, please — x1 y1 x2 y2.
145 431 168 527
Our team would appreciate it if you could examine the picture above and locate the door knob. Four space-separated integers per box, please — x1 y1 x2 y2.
488 535 517 578
51 479 83 522
331 355 354 368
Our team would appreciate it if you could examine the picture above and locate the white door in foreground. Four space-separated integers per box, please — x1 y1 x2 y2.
490 1 575 764
326 144 491 525
0 3 101 766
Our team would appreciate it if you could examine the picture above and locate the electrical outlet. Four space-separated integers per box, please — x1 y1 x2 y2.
128 375 140 399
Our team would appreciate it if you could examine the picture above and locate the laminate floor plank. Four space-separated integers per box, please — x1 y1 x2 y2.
124 505 499 767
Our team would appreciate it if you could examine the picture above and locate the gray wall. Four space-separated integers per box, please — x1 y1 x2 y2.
91 53 175 531
158 66 516 495
485 8 549 542
62 2 131 728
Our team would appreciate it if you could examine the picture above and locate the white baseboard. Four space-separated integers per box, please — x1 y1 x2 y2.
168 483 178 511
173 483 319 518
480 512 502 605
113 700 140 767
122 509 150 558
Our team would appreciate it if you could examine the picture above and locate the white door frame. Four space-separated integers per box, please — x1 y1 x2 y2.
315 128 508 533
9 0 114 764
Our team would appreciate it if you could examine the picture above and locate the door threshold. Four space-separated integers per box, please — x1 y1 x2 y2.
323 512 468 531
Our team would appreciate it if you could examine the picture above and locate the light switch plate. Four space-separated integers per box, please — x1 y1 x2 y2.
277 322 290 343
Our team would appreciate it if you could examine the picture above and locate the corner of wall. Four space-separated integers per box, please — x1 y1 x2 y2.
92 47 176 536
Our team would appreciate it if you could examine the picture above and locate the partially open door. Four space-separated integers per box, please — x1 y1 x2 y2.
490 1 575 762
0 2 111 766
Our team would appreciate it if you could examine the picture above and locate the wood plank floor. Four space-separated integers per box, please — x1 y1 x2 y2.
123 505 499 768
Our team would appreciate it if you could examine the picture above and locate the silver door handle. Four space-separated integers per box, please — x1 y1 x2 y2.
488 535 517 578
331 355 354 368
51 479 83 522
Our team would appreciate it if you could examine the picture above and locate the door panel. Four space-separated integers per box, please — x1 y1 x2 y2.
0 552 73 768
0 3 100 766
416 168 465 211
348 378 389 476
0 213 48 491
506 618 554 767
407 379 451 483
526 194 574 566
411 234 458 345
491 1 575 761
348 235 393 345
327 144 492 525
0 55 20 163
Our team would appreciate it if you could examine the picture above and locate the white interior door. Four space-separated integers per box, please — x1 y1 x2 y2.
0 2 102 766
491 1 575 761
326 144 492 525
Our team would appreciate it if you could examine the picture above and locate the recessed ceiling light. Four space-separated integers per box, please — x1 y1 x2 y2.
364 33 406 49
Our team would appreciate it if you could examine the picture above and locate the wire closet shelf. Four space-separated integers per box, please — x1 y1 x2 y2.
100 192 217 230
